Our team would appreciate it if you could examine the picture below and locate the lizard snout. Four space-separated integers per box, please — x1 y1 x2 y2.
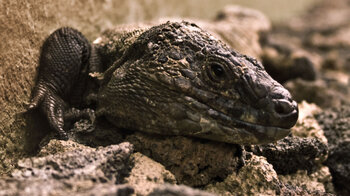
240 73 299 129
254 85 299 129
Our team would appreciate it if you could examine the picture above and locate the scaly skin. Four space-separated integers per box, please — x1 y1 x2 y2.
30 21 298 144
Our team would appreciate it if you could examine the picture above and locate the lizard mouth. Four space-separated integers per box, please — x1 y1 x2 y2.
205 107 292 144
184 96 294 144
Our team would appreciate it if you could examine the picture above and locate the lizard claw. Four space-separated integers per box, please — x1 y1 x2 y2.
64 108 96 124
27 102 37 110
86 108 96 124
57 130 69 140
27 84 46 111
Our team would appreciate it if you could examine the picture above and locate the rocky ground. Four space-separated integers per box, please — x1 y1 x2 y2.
1 0 350 195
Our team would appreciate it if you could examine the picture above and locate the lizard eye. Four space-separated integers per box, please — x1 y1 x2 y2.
207 63 226 82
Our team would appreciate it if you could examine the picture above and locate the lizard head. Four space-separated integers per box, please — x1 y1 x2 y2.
98 21 298 144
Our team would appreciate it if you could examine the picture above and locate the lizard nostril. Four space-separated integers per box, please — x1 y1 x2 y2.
274 99 295 115
274 103 285 114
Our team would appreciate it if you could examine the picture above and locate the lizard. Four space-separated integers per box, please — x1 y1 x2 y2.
29 21 298 144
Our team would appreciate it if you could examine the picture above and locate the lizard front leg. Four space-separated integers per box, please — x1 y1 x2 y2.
29 27 96 140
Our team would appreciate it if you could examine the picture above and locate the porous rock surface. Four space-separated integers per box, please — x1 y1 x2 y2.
316 106 350 196
149 184 217 196
0 118 336 195
0 140 134 195
291 101 327 143
279 166 334 194
126 132 241 187
205 154 332 196
0 138 222 196
247 135 328 174
205 154 281 195
125 152 177 195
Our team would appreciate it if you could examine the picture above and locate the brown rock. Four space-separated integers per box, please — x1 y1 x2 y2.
291 101 327 143
205 154 280 195
206 154 334 196
126 132 241 187
125 152 177 195
150 184 217 196
279 167 335 194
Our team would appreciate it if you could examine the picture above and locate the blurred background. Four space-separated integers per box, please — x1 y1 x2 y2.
105 0 321 23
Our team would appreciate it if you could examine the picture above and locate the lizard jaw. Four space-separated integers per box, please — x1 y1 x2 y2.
183 96 293 144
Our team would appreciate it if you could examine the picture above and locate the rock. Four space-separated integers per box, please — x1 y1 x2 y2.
279 166 334 194
0 179 134 196
205 154 281 195
13 142 133 184
0 140 134 195
316 105 350 196
316 104 350 149
37 139 93 156
206 154 334 196
149 184 217 196
325 142 350 196
291 101 327 143
126 132 241 187
247 135 328 175
125 152 177 195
